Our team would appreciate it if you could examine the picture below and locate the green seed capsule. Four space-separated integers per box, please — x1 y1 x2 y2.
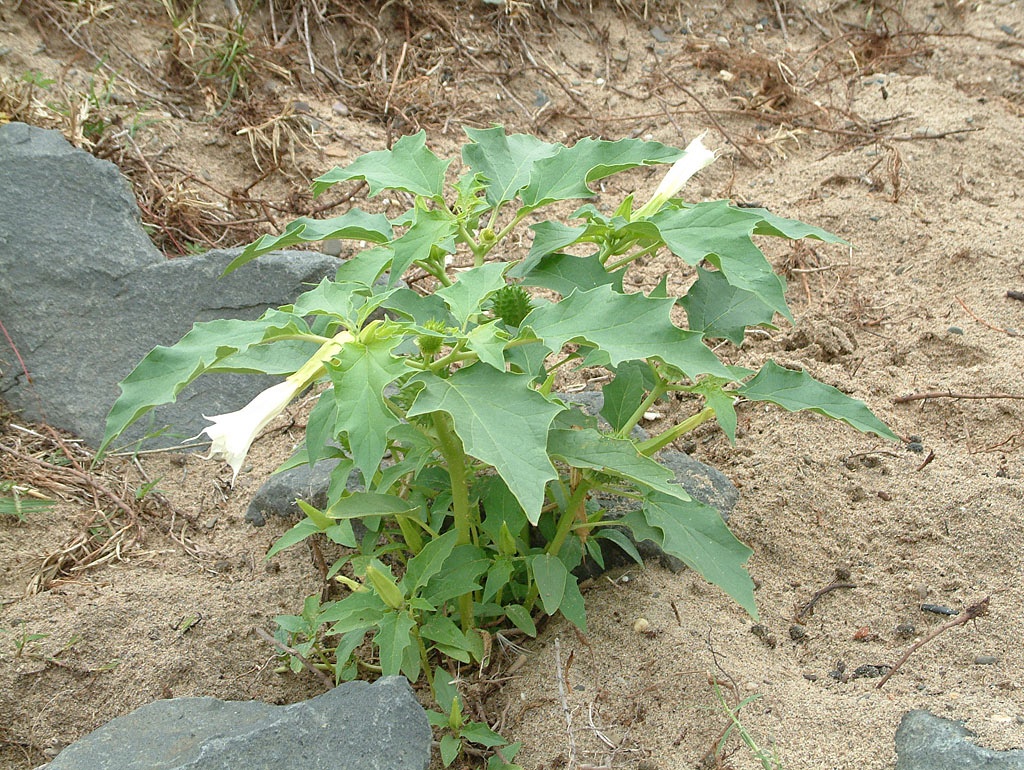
365 565 405 609
491 285 533 328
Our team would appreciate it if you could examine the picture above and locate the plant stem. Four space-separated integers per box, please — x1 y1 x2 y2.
412 622 434 687
546 479 591 558
617 376 668 438
637 406 715 455
431 412 475 631
606 241 661 272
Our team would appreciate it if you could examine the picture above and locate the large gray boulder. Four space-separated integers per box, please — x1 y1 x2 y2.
895 710 1024 770
0 122 338 449
45 677 431 770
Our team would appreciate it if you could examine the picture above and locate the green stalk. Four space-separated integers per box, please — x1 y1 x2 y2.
431 412 475 631
637 406 715 456
616 380 668 438
606 241 661 272
546 479 591 558
412 622 434 687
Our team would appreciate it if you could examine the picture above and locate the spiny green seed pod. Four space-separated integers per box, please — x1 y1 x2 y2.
365 565 405 610
491 285 533 328
416 318 447 356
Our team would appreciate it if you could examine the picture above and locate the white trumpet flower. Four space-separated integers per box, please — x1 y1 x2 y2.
634 132 717 218
199 330 354 484
201 380 301 484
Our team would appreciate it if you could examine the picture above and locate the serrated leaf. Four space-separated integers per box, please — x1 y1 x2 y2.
408 366 562 521
530 553 567 616
503 604 537 636
403 529 459 593
288 278 366 327
100 313 307 455
679 267 776 345
465 321 509 371
436 262 510 327
375 612 415 676
629 492 756 617
313 131 452 199
477 475 528 545
379 287 455 327
547 428 690 500
462 126 562 206
508 221 587 278
524 285 732 380
600 360 653 432
334 246 394 287
325 336 407 481
517 252 625 296
224 209 393 274
738 361 897 439
520 137 681 209
690 377 739 443
389 208 457 287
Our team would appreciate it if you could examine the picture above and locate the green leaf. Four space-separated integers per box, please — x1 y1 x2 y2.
436 262 510 328
379 288 455 327
477 475 528 545
530 553 567 615
422 547 489 605
594 527 643 566
516 252 625 296
524 285 732 380
325 336 407 482
460 722 507 748
694 377 739 442
322 592 388 634
375 612 415 676
440 734 461 767
465 321 509 371
738 361 897 439
224 209 392 274
600 360 653 432
408 366 562 522
420 614 475 653
313 131 452 199
327 492 419 519
503 604 537 636
402 529 459 593
296 499 332 530
508 220 587 278
266 519 320 558
626 492 756 617
679 267 777 345
334 246 394 287
520 137 681 209
99 313 306 455
288 278 366 327
559 573 587 632
433 666 460 715
389 208 457 287
462 126 562 206
482 558 514 603
547 428 689 500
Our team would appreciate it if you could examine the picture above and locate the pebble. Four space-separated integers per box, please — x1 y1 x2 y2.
895 622 916 639
948 326 964 334
974 655 999 665
643 411 662 420
802 669 818 681
921 603 958 616
331 101 350 116
633 618 650 634
789 624 807 642
650 25 670 42
907 441 924 454
852 664 891 679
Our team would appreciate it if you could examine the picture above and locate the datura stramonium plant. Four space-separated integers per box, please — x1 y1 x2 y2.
200 330 354 483
100 126 895 767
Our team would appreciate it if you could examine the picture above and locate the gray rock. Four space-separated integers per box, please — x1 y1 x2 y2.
0 122 338 449
246 459 361 526
895 710 1024 770
45 676 431 770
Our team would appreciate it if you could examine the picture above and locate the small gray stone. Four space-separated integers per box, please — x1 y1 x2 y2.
895 709 1024 770
46 677 431 770
246 458 361 526
650 25 671 42
973 655 999 665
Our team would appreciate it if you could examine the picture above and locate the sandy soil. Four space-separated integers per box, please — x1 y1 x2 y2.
1 1 1022 768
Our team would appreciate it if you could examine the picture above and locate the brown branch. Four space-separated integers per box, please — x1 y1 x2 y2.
252 627 334 689
877 597 990 689
796 581 856 620
956 295 1023 338
894 391 1024 404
